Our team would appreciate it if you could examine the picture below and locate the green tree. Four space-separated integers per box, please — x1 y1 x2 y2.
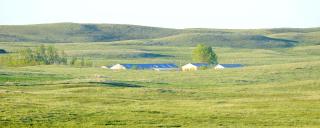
70 57 77 65
24 48 34 63
46 46 59 64
34 45 47 64
18 48 34 65
192 44 218 64
60 50 68 65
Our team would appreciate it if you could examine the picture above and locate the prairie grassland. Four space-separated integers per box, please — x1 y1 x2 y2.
0 42 319 127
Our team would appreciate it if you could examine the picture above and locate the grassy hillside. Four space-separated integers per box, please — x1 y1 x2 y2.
0 42 319 127
268 31 320 45
143 33 297 48
1 23 319 48
0 23 180 42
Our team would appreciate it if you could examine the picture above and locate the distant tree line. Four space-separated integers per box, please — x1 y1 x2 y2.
0 45 93 67
0 45 67 67
26 45 68 65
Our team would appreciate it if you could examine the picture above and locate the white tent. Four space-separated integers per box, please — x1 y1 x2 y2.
110 64 127 70
181 63 209 71
214 64 225 70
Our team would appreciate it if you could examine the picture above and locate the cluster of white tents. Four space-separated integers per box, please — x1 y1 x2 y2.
181 63 243 71
102 63 243 71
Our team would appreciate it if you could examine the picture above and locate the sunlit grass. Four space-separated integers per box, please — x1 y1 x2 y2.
0 42 319 127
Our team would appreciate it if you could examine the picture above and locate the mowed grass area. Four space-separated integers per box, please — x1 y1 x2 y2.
0 42 320 127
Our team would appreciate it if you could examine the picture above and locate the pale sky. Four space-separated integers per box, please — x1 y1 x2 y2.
0 0 319 29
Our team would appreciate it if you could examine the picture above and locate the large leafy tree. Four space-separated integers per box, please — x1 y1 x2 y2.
192 44 218 64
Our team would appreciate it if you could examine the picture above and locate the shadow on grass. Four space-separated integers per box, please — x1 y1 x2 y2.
89 81 144 88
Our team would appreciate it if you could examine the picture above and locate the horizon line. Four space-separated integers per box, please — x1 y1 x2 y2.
0 22 319 30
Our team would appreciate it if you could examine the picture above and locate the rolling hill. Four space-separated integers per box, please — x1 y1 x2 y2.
0 23 319 48
143 33 297 48
0 23 180 42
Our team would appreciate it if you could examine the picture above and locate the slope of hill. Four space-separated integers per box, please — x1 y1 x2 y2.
0 23 180 42
142 33 297 48
268 31 320 45
0 23 319 48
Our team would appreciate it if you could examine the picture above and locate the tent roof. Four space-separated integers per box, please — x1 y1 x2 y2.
189 63 209 67
220 64 243 68
119 64 178 69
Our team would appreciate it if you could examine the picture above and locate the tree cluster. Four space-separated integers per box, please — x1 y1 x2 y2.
20 45 67 65
192 44 218 64
0 45 67 67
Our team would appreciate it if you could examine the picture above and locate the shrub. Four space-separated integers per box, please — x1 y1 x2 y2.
198 66 209 70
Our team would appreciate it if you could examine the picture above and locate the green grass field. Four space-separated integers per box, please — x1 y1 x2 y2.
0 42 320 127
